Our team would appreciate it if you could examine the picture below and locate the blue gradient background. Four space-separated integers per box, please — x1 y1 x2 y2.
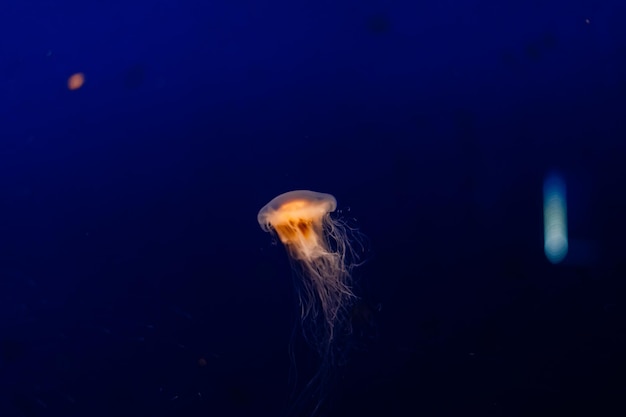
1 1 625 416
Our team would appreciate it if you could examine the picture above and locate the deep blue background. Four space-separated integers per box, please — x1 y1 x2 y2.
1 0 626 416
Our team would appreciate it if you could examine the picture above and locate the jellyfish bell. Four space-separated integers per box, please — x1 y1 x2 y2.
257 190 336 259
257 190 359 351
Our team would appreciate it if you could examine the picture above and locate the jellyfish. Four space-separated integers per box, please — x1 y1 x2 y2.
257 190 361 356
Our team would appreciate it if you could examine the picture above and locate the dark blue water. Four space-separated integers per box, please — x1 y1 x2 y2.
1 0 625 416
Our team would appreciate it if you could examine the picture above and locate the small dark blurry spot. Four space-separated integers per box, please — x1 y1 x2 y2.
0 339 26 363
2 57 25 80
11 392 39 417
525 42 542 61
123 64 146 89
367 14 391 35
453 108 475 131
525 33 557 62
516 285 540 307
419 317 440 339
350 300 379 340
228 385 252 408
475 320 504 356
541 32 557 49
501 255 526 282
500 50 518 68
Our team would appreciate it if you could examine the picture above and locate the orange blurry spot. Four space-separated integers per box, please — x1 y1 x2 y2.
198 357 207 367
68 73 85 90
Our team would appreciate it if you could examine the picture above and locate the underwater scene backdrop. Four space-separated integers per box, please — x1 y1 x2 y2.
1 0 626 416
